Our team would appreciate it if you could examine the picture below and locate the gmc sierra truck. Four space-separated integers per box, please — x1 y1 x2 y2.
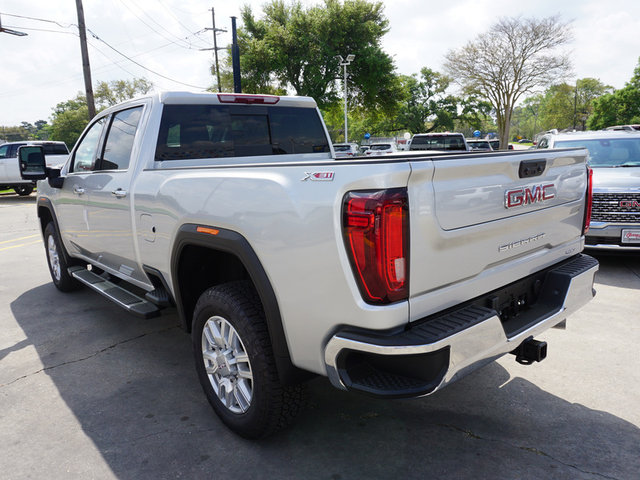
19 91 598 438
536 130 640 250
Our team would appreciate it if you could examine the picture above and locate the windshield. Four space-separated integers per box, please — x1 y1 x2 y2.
554 138 640 167
468 141 491 149
411 135 466 151
370 144 392 150
43 144 69 155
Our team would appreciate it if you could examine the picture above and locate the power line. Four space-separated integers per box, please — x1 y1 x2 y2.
1 10 211 92
87 28 208 89
0 11 75 28
1 24 76 35
156 0 208 40
114 0 209 50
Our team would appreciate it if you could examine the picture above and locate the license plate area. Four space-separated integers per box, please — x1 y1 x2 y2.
621 229 640 244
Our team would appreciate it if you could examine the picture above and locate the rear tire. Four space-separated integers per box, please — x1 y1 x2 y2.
14 185 33 196
192 281 303 438
44 222 82 292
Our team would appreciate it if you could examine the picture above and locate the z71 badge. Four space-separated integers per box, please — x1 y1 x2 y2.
301 171 335 181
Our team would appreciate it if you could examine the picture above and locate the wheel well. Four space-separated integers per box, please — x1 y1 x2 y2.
177 245 250 333
38 205 53 234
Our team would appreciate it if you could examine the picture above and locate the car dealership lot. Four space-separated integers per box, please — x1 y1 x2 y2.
1 195 639 480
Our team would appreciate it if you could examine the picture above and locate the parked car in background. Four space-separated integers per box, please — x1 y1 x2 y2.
359 145 370 155
536 130 640 251
466 139 493 151
604 125 640 132
333 143 359 159
517 138 532 144
365 143 397 156
0 141 70 195
488 139 514 150
0 141 69 167
409 133 469 152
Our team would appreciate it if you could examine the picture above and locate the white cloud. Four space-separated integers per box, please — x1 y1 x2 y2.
1 0 639 126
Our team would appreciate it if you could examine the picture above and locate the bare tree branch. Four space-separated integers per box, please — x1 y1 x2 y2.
444 15 572 147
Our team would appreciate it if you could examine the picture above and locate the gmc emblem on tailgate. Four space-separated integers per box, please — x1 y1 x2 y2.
505 183 555 209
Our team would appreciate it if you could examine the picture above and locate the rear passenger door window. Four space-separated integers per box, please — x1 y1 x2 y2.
98 106 143 171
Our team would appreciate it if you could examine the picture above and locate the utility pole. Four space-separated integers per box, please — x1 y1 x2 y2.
231 16 241 93
201 9 227 92
75 0 96 119
212 9 222 92
338 54 355 143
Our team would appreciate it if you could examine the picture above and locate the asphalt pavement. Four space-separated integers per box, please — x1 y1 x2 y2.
1 193 639 480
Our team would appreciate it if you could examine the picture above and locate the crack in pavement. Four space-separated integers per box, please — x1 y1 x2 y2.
439 424 621 480
0 324 180 388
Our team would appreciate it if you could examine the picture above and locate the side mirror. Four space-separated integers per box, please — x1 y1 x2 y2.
18 146 47 180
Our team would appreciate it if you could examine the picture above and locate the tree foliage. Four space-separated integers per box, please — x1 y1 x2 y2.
588 58 640 129
48 78 153 147
394 68 491 134
237 0 399 110
0 121 50 142
445 15 572 148
510 77 612 138
94 78 153 107
49 94 90 148
321 67 491 142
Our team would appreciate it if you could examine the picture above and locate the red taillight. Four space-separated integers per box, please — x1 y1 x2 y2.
217 93 280 104
583 166 593 234
343 188 409 304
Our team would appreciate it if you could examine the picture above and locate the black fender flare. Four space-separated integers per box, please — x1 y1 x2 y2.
36 197 75 265
170 224 308 384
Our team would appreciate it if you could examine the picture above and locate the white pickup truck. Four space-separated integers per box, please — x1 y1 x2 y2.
0 141 69 195
20 91 598 438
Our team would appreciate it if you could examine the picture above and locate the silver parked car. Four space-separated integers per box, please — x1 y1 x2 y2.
536 130 640 250
333 143 359 159
365 143 398 156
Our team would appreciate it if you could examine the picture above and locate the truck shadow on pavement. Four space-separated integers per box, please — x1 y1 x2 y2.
0 193 37 205
7 282 640 480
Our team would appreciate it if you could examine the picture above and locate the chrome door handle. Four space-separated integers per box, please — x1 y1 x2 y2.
111 189 127 198
73 185 85 195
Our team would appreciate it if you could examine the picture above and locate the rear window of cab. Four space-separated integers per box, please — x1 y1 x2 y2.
155 104 330 160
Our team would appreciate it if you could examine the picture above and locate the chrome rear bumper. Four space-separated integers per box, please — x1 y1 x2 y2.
324 254 598 397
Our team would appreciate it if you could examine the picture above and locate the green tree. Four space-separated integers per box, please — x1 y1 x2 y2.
588 58 640 129
49 78 153 147
575 78 612 129
94 78 153 107
510 95 542 140
236 0 399 110
444 15 572 148
539 83 575 131
0 125 30 142
395 68 490 134
49 94 90 148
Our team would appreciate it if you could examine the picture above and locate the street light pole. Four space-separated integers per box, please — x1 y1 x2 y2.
338 54 355 143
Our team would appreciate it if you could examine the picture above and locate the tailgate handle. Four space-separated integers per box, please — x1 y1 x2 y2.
519 159 546 178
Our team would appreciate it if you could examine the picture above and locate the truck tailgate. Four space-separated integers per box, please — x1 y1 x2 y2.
407 149 589 312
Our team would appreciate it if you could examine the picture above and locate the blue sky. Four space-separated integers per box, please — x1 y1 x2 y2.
1 0 639 125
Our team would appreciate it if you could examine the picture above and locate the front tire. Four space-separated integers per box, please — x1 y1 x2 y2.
14 185 34 196
192 281 303 438
43 222 82 292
